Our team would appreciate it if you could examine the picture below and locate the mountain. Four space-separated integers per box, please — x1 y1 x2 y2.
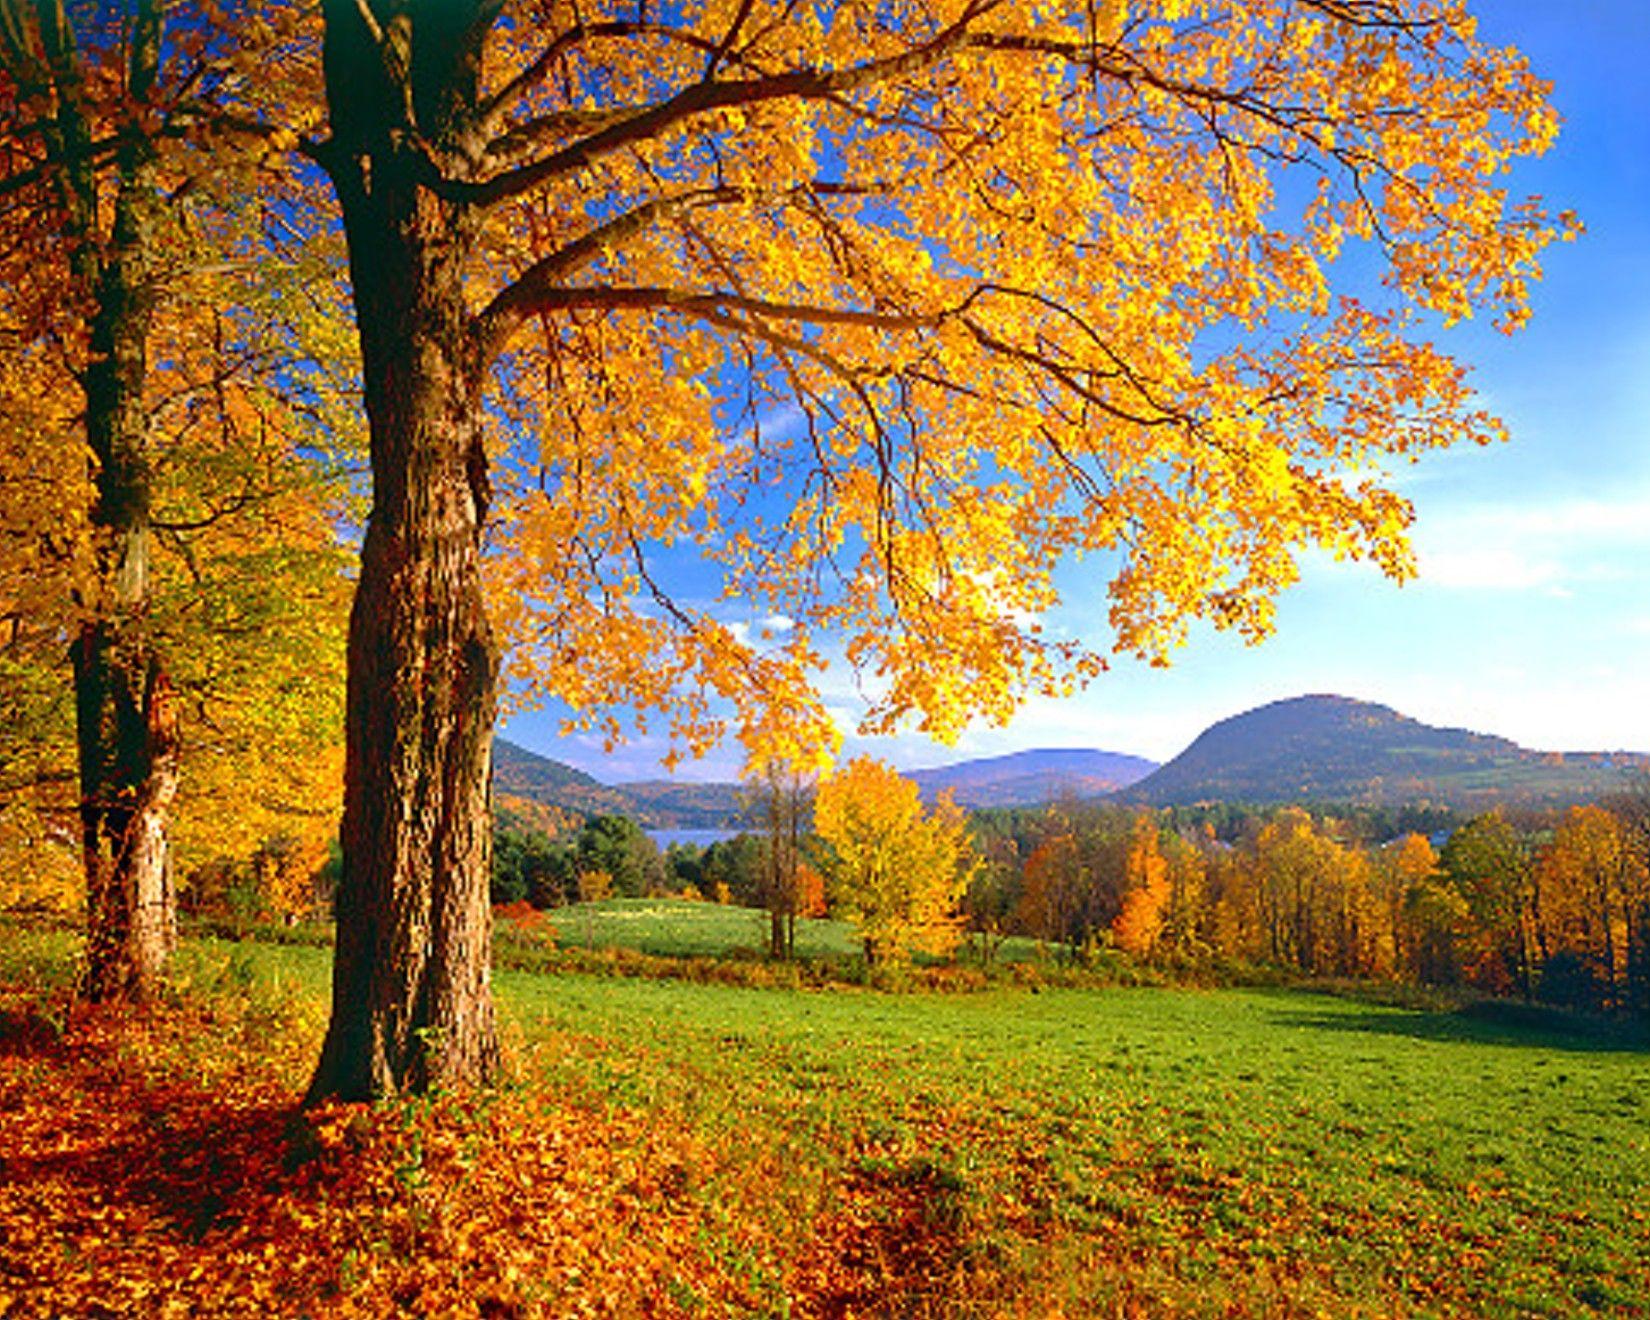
1124 694 1646 810
493 739 744 830
497 695 1646 827
910 748 1159 808
492 739 1158 826
494 738 604 796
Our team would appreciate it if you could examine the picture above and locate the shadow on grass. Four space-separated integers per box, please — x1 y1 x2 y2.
1258 992 1650 1054
795 1155 975 1320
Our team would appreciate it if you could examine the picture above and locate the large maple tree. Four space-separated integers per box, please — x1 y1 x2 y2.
300 0 1569 1097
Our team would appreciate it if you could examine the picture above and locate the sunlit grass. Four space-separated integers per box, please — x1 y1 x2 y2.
523 895 1052 965
6 920 1647 1314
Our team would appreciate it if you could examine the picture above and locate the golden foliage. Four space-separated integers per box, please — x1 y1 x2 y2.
1111 817 1171 957
814 757 975 963
469 0 1573 766
1536 804 1648 993
0 0 354 907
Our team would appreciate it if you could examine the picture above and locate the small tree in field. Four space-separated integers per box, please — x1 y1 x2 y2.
745 761 815 959
814 757 974 967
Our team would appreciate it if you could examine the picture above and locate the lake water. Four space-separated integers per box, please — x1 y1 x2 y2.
647 827 744 851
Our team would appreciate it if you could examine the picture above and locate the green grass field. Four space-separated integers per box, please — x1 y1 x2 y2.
507 895 1057 967
531 896 861 959
4 917 1647 1315
499 974 1650 1314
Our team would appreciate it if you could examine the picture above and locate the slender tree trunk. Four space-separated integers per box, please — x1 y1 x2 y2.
1599 870 1620 1010
307 11 499 1094
766 778 785 959
1516 872 1538 1000
31 0 178 1001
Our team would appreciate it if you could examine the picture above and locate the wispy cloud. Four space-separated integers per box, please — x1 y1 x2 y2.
1411 491 1650 593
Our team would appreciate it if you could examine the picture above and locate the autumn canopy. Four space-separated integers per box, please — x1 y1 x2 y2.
0 0 1570 1096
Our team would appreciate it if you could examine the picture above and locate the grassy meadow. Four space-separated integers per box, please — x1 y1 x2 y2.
507 896 1053 966
1 913 1647 1316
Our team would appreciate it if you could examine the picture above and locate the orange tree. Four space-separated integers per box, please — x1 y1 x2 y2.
813 756 974 966
286 0 1569 1096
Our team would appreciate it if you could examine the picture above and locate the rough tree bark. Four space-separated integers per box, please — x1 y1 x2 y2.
306 0 501 1100
17 0 180 1000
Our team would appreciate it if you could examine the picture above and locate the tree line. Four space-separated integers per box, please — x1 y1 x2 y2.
967 791 1650 1014
484 758 1650 1018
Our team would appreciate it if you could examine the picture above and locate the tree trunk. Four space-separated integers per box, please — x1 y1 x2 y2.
73 221 177 1001
46 0 177 1002
306 111 499 1099
74 629 178 1000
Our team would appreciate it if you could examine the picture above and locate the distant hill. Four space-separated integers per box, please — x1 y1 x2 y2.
498 696 1646 826
493 739 744 830
492 739 1158 825
910 748 1159 808
494 739 604 796
1124 694 1647 811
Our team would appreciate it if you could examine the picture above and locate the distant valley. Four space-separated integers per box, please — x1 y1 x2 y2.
494 693 1647 829
493 740 744 831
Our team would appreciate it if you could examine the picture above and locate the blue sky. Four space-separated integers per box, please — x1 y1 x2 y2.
504 2 1650 782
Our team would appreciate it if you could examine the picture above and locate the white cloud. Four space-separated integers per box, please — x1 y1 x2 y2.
1413 545 1569 592
1410 490 1650 593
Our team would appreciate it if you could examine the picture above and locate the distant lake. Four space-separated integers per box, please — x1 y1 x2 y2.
647 827 744 851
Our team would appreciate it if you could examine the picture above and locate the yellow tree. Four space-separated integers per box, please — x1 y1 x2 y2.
288 0 1568 1095
813 756 973 965
0 0 349 982
1252 807 1364 974
1379 830 1441 980
1157 826 1211 960
1536 805 1647 1008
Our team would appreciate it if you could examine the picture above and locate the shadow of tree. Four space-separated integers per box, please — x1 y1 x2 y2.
0 997 382 1314
1256 993 1649 1055
794 1155 975 1320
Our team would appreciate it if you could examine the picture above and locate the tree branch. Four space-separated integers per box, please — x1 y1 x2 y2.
464 0 1006 207
477 179 875 352
481 281 935 365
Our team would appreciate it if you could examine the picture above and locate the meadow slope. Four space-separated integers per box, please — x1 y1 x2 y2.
1 922 1646 1316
